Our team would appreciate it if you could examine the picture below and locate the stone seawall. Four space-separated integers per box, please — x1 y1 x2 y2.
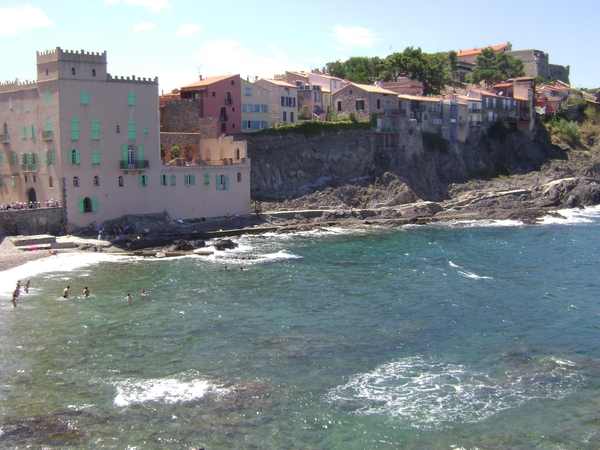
0 208 64 236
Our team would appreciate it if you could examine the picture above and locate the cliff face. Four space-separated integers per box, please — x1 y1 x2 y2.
244 124 567 202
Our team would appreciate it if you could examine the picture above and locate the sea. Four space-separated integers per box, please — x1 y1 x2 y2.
1 207 600 449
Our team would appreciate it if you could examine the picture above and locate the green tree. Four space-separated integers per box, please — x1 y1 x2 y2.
470 47 525 86
448 50 458 87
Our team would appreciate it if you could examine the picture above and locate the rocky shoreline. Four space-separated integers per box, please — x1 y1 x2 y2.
2 171 598 274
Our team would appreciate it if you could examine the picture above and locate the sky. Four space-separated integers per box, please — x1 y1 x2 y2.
1 0 599 94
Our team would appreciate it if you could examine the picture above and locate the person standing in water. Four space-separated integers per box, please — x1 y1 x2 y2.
24 279 30 294
83 287 90 298
63 285 70 298
126 293 132 301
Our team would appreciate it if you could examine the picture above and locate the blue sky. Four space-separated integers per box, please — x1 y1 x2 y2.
1 0 598 93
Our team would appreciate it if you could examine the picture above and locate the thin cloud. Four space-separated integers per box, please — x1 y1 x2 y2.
0 5 53 35
176 24 201 36
189 39 305 81
105 0 172 13
133 22 157 32
332 24 379 49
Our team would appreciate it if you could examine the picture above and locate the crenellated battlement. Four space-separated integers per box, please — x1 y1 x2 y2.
0 79 38 93
37 47 107 64
107 74 159 84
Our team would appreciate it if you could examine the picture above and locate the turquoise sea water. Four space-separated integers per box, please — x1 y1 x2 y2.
2 208 600 449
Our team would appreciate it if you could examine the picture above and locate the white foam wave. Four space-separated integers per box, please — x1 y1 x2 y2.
537 205 600 225
448 261 492 280
327 355 583 428
113 374 229 407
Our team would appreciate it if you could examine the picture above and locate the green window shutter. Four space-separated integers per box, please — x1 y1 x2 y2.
143 125 148 134
51 150 55 165
225 175 230 190
191 174 196 185
122 144 128 163
160 174 167 186
46 91 51 105
81 90 89 105
22 125 26 139
216 175 220 190
92 196 99 212
137 144 144 166
139 175 143 186
78 197 84 213
75 149 81 164
204 173 210 184
170 174 176 186
92 149 101 164
67 150 73 165
44 150 48 165
128 92 136 106
71 118 79 140
0 152 3 165
91 119 100 140
128 120 136 141
46 118 52 131
31 124 35 139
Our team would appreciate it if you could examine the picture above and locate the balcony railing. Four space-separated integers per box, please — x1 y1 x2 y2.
1 134 8 143
120 160 149 170
225 97 232 105
383 108 403 115
42 130 53 141
220 114 228 121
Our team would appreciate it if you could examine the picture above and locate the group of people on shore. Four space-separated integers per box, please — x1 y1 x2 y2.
1 199 60 211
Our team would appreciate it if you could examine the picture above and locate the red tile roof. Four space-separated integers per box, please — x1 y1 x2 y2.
457 43 511 58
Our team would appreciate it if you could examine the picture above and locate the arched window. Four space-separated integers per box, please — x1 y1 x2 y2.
116 125 120 134
237 172 242 182
94 176 100 187
69 149 80 165
236 148 240 160
118 176 124 187
83 197 92 212
92 69 96 76
73 176 79 187
45 68 49 76
71 67 76 75
48 176 53 188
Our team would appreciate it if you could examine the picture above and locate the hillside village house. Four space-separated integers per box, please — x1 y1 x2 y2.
240 78 270 132
253 78 298 126
332 82 399 121
176 74 243 138
0 48 250 228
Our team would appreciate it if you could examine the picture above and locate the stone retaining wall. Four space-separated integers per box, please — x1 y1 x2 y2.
0 208 64 236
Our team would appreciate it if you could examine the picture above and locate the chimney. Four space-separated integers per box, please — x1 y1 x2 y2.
199 75 203 81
